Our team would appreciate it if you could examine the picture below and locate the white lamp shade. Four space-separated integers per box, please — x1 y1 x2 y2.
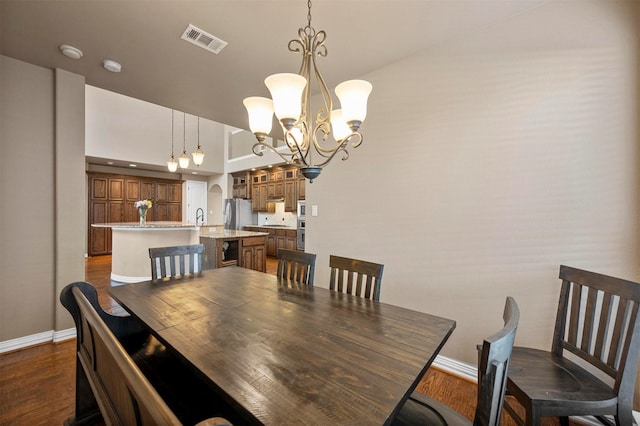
243 97 274 135
265 73 306 123
335 80 372 123
330 109 351 142
178 153 190 169
167 158 178 172
192 150 205 166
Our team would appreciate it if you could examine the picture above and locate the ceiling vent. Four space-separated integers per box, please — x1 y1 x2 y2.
181 24 228 54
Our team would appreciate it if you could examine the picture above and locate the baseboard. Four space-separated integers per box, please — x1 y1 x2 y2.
53 328 77 342
433 355 639 426
0 328 76 353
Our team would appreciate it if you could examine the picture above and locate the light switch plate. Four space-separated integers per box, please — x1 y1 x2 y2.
311 205 318 216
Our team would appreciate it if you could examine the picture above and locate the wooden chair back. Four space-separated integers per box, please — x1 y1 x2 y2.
504 265 640 425
149 244 204 282
553 265 640 398
276 249 316 285
329 255 384 301
474 296 520 425
394 297 519 426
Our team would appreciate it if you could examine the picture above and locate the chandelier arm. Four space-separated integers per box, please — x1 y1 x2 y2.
252 141 311 168
312 131 362 157
284 126 310 164
309 144 350 169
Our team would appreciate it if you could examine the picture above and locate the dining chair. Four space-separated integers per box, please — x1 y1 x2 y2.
394 297 520 426
329 255 384 301
505 265 640 426
149 244 204 282
276 248 316 285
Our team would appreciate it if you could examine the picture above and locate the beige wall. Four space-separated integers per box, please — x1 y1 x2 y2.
1 56 56 340
0 57 85 342
308 0 639 391
54 68 86 332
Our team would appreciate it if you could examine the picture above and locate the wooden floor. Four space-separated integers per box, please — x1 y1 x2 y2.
0 256 577 425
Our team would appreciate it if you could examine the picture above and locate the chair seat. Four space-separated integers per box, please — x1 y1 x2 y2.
394 391 470 425
508 347 617 412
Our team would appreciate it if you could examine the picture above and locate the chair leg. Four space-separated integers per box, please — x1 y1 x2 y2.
503 398 525 425
559 416 569 426
526 406 541 426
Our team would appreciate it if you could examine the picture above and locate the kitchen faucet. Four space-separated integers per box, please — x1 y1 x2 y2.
195 208 204 225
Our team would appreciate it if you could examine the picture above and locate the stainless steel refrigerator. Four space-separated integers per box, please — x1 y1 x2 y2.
223 199 257 230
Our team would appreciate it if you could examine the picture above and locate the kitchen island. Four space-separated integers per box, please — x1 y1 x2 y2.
243 225 298 257
92 222 200 284
199 227 268 272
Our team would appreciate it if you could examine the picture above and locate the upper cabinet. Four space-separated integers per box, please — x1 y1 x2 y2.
244 166 304 212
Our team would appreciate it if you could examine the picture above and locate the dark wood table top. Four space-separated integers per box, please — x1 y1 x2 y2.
109 266 456 425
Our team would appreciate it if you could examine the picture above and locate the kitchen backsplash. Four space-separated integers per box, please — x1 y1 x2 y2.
257 202 297 228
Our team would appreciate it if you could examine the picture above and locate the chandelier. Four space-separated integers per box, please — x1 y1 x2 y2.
243 0 372 182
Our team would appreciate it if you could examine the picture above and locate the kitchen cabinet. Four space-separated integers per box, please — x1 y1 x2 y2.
245 226 298 257
242 236 267 272
297 176 306 200
201 233 266 272
251 171 269 212
250 166 302 211
284 180 296 212
88 173 183 256
232 172 249 199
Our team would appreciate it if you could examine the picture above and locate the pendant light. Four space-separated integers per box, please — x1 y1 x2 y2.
192 117 205 166
167 110 178 172
178 112 190 169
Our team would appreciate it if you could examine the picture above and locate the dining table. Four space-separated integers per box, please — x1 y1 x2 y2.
108 266 456 425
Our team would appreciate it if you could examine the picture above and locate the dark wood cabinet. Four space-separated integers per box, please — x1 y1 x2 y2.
232 172 249 199
297 176 305 200
88 173 183 256
242 236 267 272
249 166 302 211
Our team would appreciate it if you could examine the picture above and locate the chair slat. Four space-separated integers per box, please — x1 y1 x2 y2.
595 292 613 359
149 244 203 282
276 249 316 286
329 255 384 301
581 286 598 352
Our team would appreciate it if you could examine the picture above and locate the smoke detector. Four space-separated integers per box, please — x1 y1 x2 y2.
60 44 83 59
103 59 122 73
181 24 227 54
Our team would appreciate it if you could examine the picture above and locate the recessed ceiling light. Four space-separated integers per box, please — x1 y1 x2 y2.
192 172 198 174
103 59 122 73
107 161 114 165
129 164 137 167
60 44 83 59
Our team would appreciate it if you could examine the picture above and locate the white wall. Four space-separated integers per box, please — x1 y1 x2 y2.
85 85 225 174
309 0 639 367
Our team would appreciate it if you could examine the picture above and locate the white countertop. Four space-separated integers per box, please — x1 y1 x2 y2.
199 229 268 239
92 222 199 229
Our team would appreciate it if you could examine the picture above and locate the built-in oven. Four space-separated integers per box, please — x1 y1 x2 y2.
297 218 305 250
297 201 306 218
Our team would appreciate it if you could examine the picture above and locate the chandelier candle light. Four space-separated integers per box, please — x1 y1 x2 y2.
243 0 372 182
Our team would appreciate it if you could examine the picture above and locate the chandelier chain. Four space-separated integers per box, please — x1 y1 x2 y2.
307 0 312 28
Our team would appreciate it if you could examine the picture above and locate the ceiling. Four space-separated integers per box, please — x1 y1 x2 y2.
1 0 548 132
